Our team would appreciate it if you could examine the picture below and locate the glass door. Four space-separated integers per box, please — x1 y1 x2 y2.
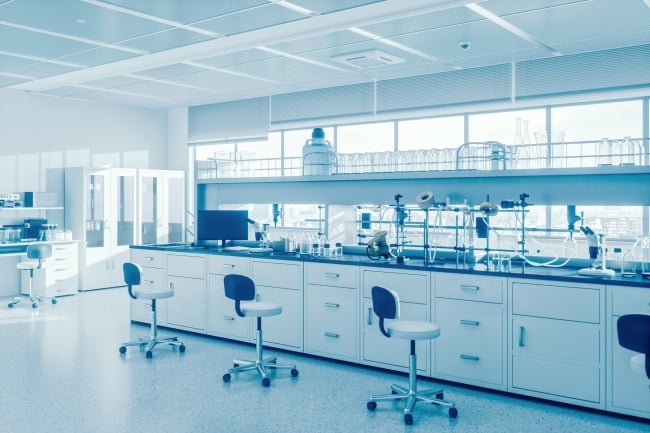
139 172 159 245
86 172 107 249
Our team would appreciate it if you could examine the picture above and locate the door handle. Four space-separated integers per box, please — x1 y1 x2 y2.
518 326 526 347
460 354 480 361
367 307 373 325
324 302 340 308
460 319 480 326
460 284 479 291
324 332 340 338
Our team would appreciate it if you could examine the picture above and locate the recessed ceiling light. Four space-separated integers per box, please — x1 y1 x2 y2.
331 49 404 69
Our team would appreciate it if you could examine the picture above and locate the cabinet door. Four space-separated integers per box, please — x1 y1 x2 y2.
109 169 136 285
162 172 185 243
363 298 429 372
207 273 250 340
167 275 206 331
138 172 161 245
129 266 166 324
256 285 301 348
83 169 112 288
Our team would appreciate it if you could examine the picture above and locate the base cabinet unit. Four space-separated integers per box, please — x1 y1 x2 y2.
509 279 605 408
251 259 303 350
166 253 206 332
129 249 167 324
607 285 650 419
433 273 506 390
207 255 250 341
21 241 79 298
362 268 430 373
304 262 359 362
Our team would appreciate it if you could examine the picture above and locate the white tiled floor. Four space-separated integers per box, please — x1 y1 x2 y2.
0 289 648 433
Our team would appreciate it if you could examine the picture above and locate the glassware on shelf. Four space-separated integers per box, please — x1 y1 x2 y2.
634 236 650 278
619 136 641 166
597 137 613 166
620 249 636 277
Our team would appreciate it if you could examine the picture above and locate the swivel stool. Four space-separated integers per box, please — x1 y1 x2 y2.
119 262 185 358
366 285 457 425
617 314 650 379
8 244 54 309
221 274 299 387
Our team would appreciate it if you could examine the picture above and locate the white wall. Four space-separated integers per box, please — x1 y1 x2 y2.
0 89 171 297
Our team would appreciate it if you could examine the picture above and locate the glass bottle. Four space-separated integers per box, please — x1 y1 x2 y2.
597 137 612 166
512 118 528 169
522 119 537 168
620 249 636 277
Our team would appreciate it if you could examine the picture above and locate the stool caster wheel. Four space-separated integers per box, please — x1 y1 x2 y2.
404 414 413 425
449 407 459 418
179 344 186 353
367 401 377 411
262 377 271 387
291 368 299 377
8 302 14 308
51 299 57 305
222 373 231 383
145 350 153 359
119 346 126 354
32 303 38 309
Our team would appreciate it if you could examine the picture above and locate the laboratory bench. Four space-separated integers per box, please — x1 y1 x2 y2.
129 244 650 420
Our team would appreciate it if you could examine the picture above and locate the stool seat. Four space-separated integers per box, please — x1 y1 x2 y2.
240 301 282 317
133 288 174 300
631 353 645 376
16 260 45 271
387 321 440 340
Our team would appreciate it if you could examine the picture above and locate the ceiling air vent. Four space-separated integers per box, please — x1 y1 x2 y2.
331 49 405 69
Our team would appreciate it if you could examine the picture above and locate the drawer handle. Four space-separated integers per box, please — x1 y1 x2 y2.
325 272 340 278
460 319 480 326
460 354 480 361
54 268 66 272
324 332 340 338
367 307 373 325
460 284 479 291
143 279 154 285
222 264 235 268
519 326 526 347
324 302 340 308
223 316 235 321
169 282 174 290
54 258 66 261
144 256 154 261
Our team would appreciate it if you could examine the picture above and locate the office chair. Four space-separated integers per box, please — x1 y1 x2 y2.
119 262 185 358
221 274 299 387
8 244 54 309
617 314 650 379
366 286 457 425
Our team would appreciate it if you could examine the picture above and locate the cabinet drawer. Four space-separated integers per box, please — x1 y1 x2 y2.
363 269 428 304
612 286 650 316
305 262 357 288
139 267 165 290
167 254 205 279
512 282 601 323
131 249 165 269
252 260 301 290
51 243 77 257
208 255 249 275
435 273 503 303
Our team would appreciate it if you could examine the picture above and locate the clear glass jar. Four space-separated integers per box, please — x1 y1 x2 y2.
620 249 636 277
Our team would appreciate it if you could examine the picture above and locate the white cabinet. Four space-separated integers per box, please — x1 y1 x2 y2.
166 253 206 331
607 285 650 419
207 255 250 341
129 249 167 324
362 268 430 373
138 169 185 245
21 241 79 297
65 167 137 291
509 279 605 408
304 262 359 362
251 259 303 350
433 273 506 390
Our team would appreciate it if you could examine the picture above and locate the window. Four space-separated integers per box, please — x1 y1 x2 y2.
337 122 394 154
397 116 464 150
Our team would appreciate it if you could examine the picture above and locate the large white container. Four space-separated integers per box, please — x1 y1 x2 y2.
302 128 337 176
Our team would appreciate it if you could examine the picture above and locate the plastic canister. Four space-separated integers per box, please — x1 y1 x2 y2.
302 128 337 176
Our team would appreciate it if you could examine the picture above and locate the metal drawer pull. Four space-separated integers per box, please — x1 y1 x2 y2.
223 316 235 321
460 319 480 326
367 307 373 325
169 282 174 290
324 302 340 308
144 256 154 261
222 264 235 268
519 326 526 347
143 279 154 285
324 332 340 338
324 272 340 278
460 354 480 361
460 284 479 291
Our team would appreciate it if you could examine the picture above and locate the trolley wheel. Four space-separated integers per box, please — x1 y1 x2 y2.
8 302 14 308
145 350 153 359
290 368 299 377
119 346 127 354
32 302 38 309
179 344 186 353
367 401 377 411
51 298 57 305
222 373 231 382
262 377 271 387
449 407 458 418
404 414 414 425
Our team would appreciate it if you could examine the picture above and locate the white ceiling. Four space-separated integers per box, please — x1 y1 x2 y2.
1 0 649 109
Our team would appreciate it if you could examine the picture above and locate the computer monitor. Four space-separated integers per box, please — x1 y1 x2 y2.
197 210 249 248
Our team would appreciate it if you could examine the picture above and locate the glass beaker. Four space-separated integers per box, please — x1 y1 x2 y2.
635 236 650 278
597 137 612 166
620 249 636 277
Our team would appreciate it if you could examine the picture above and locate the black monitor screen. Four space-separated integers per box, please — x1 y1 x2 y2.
197 210 249 247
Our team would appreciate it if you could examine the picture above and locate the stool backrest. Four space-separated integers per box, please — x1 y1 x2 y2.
371 286 400 338
123 262 142 300
617 314 650 378
26 243 52 269
224 274 255 317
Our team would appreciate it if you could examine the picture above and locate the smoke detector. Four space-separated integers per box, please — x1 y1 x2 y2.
331 49 405 69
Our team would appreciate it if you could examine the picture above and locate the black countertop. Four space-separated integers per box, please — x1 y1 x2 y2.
131 243 650 289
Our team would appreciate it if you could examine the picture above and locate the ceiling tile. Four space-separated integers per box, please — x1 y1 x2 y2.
289 0 386 14
55 46 139 67
192 3 305 36
266 30 369 55
119 28 213 53
194 49 279 69
9 62 78 79
0 25 94 58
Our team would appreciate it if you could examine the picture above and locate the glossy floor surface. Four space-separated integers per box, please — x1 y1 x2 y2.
0 289 648 433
